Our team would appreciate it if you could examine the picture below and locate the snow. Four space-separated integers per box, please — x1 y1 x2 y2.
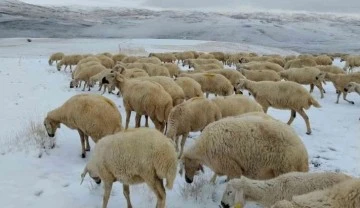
0 38 360 208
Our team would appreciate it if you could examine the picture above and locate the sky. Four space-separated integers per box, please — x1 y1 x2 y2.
19 0 360 14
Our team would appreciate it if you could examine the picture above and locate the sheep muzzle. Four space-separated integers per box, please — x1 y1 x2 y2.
102 77 110 84
221 201 230 208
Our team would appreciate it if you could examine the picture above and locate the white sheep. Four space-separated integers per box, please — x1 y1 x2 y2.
102 72 172 131
174 51 195 63
183 58 223 69
236 61 284 72
80 128 177 208
174 77 204 99
314 55 333 65
88 69 113 94
161 63 181 77
316 65 345 75
209 51 226 64
235 79 321 135
70 64 107 91
239 68 281 82
111 53 127 63
284 58 317 69
96 55 115 69
221 171 352 208
198 53 216 59
180 115 309 184
143 63 171 77
56 54 83 72
48 52 65 66
166 97 222 158
135 56 162 64
344 81 360 95
44 94 123 158
192 63 224 71
121 56 140 64
271 179 360 208
206 69 245 89
149 52 177 63
341 55 360 73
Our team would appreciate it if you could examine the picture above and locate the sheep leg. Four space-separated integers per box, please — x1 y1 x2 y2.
84 135 90 152
343 92 355 104
297 108 311 135
123 184 132 208
145 177 166 208
178 133 189 159
309 84 314 93
102 181 113 208
125 110 131 129
101 85 107 95
82 81 87 91
287 110 296 125
315 83 324 98
336 91 342 104
174 136 180 152
98 83 103 91
145 115 149 127
262 105 269 113
135 113 141 128
77 130 86 158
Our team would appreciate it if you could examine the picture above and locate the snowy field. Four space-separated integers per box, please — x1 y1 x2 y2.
0 38 360 208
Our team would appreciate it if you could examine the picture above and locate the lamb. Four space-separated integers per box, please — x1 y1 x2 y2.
236 61 284 72
314 55 333 65
211 95 263 118
149 52 177 63
221 171 352 208
161 63 181 77
239 68 281 82
135 57 162 64
178 73 234 98
341 55 360 73
320 72 360 104
174 77 204 99
48 52 65 65
166 97 222 158
180 115 309 184
271 179 360 208
88 69 113 94
206 69 245 88
57 54 83 72
111 53 127 63
80 128 177 208
279 67 326 98
102 72 172 131
235 79 321 134
96 55 115 69
70 64 107 91
137 76 185 106
43 94 123 158
284 58 317 69
192 63 223 71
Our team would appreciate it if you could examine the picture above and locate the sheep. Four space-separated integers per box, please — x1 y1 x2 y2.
209 52 226 64
102 72 172 131
72 60 101 80
137 76 185 106
77 56 100 65
235 79 321 134
279 67 326 98
88 69 113 94
344 82 360 95
80 128 177 208
341 55 360 73
284 55 297 62
192 63 223 71
284 58 317 69
99 52 112 57
198 53 216 59
143 63 171 77
121 56 139 64
236 61 284 72
239 68 281 82
315 65 345 75
221 171 352 208
267 57 286 67
178 73 234 98
111 53 127 63
44 94 123 158
149 52 177 63
314 55 333 65
161 63 181 77
271 179 360 208
174 51 195 63
96 55 115 69
320 72 360 104
211 95 263 118
206 69 245 88
57 54 83 72
297 54 314 59
70 64 107 91
174 77 204 99
120 68 149 79
183 58 223 68
48 52 65 66
166 97 222 158
180 115 309 184
135 57 162 64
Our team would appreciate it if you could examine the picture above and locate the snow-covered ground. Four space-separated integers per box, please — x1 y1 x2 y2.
1 0 360 53
0 38 359 208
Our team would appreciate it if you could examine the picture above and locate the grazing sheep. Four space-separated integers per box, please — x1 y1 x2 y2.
341 55 360 73
88 69 113 94
235 79 321 134
166 97 222 158
135 57 162 64
121 56 139 64
279 67 326 98
99 52 112 58
206 69 245 88
180 115 309 184
211 95 263 118
284 58 317 69
174 77 204 99
149 52 177 63
102 72 172 131
271 179 360 208
174 51 195 63
198 53 216 59
314 55 333 65
344 82 360 95
80 128 177 208
321 72 360 104
285 55 297 62
178 73 234 98
183 59 223 68
193 63 223 71
57 54 83 72
44 94 123 158
143 63 171 77
96 55 115 69
297 54 314 59
70 64 107 91
239 68 281 82
236 61 284 72
48 52 65 66
77 56 100 65
120 68 149 79
316 65 345 75
221 171 352 208
161 63 181 77
111 53 127 63
267 57 286 67
209 52 226 64
72 60 101 81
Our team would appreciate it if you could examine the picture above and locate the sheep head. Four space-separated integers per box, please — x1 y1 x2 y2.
344 82 357 93
315 72 326 82
43 117 60 137
235 79 247 94
80 164 101 185
180 156 204 184
221 180 245 208
56 61 62 71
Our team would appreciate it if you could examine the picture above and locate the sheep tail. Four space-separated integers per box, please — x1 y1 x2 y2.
309 97 321 108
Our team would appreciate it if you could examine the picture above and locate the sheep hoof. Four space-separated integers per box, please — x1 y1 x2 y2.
81 153 86 158
306 131 311 135
85 148 90 152
351 101 355 105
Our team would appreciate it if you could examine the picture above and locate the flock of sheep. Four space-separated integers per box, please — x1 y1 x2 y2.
44 50 360 208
